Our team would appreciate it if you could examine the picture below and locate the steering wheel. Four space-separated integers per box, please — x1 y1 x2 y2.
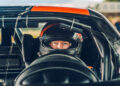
15 54 99 85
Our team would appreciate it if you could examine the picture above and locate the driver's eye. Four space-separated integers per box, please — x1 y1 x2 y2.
53 42 58 45
63 42 69 45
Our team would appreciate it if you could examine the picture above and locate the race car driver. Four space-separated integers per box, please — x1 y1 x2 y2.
38 23 83 58
22 22 83 67
38 23 94 70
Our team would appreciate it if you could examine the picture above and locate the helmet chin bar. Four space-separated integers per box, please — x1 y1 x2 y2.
15 54 99 86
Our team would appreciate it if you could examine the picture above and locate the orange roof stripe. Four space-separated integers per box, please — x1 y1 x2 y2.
31 6 90 16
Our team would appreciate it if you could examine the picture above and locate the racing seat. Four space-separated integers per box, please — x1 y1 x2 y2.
22 34 40 66
80 37 100 67
80 36 101 77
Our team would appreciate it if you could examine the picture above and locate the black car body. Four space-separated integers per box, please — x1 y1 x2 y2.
0 6 119 86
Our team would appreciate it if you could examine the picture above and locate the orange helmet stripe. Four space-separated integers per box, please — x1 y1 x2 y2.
31 6 90 16
40 23 58 37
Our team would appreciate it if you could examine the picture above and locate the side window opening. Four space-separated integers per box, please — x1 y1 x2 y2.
20 23 46 38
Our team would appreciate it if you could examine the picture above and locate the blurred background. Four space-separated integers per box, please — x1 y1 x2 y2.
88 0 120 32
